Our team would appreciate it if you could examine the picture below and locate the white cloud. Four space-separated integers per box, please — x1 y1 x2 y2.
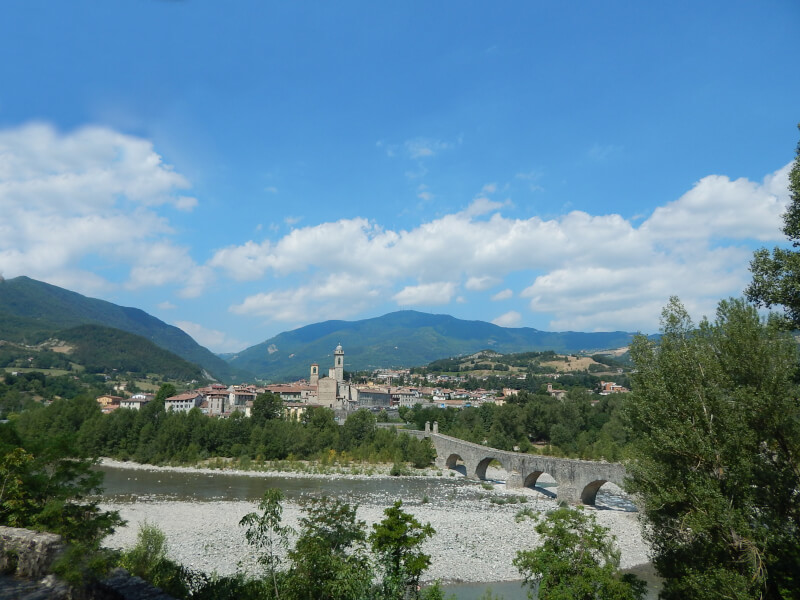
465 276 500 291
641 166 790 242
0 122 207 296
492 311 522 328
231 273 380 323
492 288 513 301
158 301 177 310
393 282 457 306
175 320 249 354
212 162 791 330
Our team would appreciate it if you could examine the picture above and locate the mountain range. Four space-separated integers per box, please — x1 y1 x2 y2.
0 276 637 383
0 276 246 382
227 310 636 381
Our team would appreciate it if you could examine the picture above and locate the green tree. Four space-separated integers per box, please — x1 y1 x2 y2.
626 297 800 599
119 522 192 599
285 495 372 600
252 392 284 426
746 124 800 325
370 500 435 599
240 488 294 599
513 507 645 600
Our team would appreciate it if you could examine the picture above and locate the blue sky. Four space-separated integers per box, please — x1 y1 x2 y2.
1 1 799 353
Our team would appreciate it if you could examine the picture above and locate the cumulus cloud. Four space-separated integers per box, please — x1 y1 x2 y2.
393 282 457 306
231 273 380 323
213 162 790 331
492 288 513 301
492 311 522 327
641 166 790 242
466 276 500 291
0 122 207 296
175 320 249 354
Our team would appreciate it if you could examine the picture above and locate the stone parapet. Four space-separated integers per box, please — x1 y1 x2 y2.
0 526 64 579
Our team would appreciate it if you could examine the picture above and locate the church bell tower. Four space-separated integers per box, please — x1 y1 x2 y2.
334 344 344 382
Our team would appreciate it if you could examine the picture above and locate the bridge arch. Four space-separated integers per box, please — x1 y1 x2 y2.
580 479 608 505
475 456 509 481
444 453 467 476
523 470 558 498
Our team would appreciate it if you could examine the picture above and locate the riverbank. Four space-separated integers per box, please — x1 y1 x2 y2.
99 457 444 480
99 461 650 585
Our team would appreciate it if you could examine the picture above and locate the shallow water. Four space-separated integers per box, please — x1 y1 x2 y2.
96 464 489 504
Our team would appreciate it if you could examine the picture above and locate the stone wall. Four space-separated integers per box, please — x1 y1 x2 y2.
0 526 175 599
0 525 64 579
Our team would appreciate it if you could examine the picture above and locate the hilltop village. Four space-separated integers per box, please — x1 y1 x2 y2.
95 344 630 421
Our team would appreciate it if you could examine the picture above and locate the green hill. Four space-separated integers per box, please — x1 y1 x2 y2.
56 324 206 380
226 310 635 381
0 276 249 382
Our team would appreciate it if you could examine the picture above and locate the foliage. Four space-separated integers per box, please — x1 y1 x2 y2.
57 324 206 380
240 488 294 598
746 124 800 326
0 422 122 547
285 495 372 600
626 297 800 599
405 389 631 461
251 392 284 425
118 522 192 598
513 507 645 600
370 500 435 599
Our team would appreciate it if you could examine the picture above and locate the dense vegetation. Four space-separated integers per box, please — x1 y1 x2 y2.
0 276 246 381
7 386 435 469
57 324 206 380
627 297 800 598
0 371 109 418
402 389 630 461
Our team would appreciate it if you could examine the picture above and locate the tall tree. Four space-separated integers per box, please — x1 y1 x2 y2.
370 500 435 599
746 124 800 325
626 297 800 599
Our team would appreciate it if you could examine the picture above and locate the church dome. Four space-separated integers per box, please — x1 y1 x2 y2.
335 343 343 352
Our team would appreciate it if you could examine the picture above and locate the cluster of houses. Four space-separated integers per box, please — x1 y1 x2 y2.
95 345 630 419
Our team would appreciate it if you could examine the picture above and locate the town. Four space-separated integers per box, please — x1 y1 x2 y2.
95 344 630 421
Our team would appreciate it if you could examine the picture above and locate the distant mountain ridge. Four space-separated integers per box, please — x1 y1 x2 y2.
226 310 636 381
0 276 247 382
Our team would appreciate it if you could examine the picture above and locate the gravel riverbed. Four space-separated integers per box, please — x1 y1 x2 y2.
99 461 650 585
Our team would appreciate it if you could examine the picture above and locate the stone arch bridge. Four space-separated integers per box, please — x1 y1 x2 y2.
407 425 627 506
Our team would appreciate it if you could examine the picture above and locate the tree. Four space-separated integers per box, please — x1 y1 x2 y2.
285 496 372 600
626 297 800 599
370 500 435 599
240 488 294 599
513 506 645 600
746 124 800 325
119 522 192 599
252 392 284 426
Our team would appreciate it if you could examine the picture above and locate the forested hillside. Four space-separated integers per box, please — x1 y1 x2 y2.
0 276 249 382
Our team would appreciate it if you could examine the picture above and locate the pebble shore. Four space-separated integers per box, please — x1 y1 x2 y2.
100 461 650 585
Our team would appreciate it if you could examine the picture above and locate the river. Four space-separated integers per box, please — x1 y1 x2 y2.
96 463 659 599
